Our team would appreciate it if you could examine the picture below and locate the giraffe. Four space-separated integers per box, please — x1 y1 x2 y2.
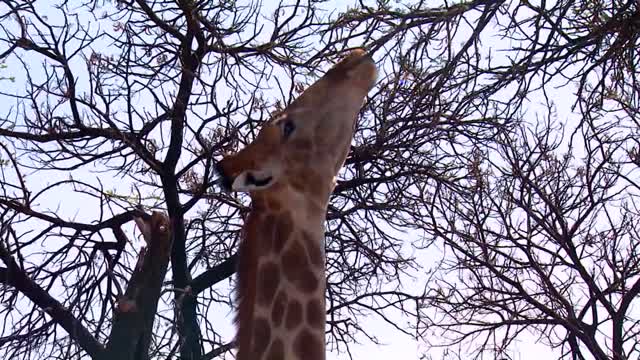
215 49 377 360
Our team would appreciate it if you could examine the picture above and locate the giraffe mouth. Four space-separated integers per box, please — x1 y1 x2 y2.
246 172 273 188
230 170 274 191
214 161 275 192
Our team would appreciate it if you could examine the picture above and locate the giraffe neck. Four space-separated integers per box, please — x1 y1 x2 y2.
235 198 327 360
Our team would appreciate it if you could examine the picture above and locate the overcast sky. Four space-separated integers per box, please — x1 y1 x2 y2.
0 0 602 359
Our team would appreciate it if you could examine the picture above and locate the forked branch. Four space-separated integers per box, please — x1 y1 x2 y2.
102 211 172 360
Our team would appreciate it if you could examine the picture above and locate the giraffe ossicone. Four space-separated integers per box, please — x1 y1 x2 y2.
216 48 377 360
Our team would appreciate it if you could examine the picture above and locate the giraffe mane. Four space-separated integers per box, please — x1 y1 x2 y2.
234 212 260 360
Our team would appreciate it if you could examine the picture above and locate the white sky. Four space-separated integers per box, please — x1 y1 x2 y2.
0 0 619 359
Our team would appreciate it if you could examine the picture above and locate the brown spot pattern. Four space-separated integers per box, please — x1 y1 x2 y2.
271 291 287 328
302 231 324 266
265 338 285 360
291 139 313 151
306 299 324 328
293 329 323 360
273 213 293 253
251 317 271 356
285 299 303 330
305 172 326 194
257 214 277 253
256 262 280 305
282 241 319 293
243 213 261 243
288 149 312 164
266 198 283 212
289 175 307 193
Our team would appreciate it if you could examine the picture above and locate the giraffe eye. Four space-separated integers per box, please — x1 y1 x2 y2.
282 119 295 139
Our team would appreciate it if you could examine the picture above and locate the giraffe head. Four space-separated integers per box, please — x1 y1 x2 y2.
215 49 377 202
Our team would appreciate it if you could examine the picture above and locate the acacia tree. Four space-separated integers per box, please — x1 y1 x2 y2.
0 0 494 359
325 0 640 359
2 0 637 360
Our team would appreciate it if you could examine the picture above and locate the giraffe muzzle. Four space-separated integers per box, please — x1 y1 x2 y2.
245 172 273 187
214 161 275 193
230 169 274 192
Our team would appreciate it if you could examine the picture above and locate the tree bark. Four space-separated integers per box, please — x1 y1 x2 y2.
101 211 173 360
